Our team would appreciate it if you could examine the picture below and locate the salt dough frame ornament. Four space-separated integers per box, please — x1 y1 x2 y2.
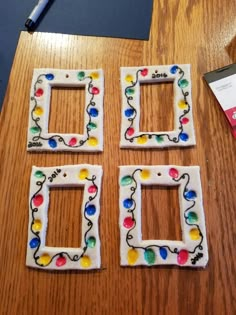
26 164 102 270
27 69 104 151
119 165 208 267
120 64 196 148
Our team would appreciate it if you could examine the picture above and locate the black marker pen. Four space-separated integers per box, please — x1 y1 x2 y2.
25 0 52 30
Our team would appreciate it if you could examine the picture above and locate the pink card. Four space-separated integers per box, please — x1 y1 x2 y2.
204 64 236 138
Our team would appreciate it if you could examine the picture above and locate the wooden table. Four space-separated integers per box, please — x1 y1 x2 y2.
0 1 235 314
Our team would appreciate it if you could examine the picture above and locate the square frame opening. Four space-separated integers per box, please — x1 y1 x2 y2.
141 185 182 241
49 86 86 134
46 186 84 248
140 81 174 132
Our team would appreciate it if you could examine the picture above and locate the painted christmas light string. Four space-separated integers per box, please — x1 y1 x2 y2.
27 69 104 151
26 165 102 270
120 64 196 148
119 165 208 267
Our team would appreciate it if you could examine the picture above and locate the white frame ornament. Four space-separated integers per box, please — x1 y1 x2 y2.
119 165 208 267
120 64 196 148
26 164 102 270
27 69 104 151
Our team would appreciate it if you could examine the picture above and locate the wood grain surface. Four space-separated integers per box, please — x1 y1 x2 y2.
0 1 236 314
